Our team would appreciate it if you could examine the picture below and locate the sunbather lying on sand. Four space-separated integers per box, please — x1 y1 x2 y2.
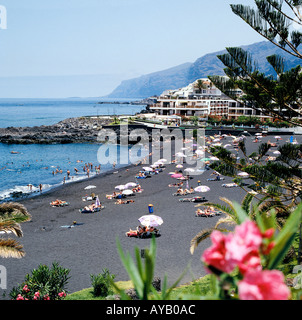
125 225 159 238
222 183 238 188
50 199 69 207
195 206 222 217
168 182 184 187
83 203 102 211
115 199 135 204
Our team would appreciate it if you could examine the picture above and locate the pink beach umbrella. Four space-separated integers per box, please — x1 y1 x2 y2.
171 173 183 179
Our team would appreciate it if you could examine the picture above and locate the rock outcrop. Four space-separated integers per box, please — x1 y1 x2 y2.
0 117 111 144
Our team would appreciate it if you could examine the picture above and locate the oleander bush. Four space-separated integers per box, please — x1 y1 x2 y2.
9 262 70 300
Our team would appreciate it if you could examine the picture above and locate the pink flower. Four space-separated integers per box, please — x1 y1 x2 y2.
58 291 66 298
262 228 275 239
237 250 262 275
238 269 290 300
43 294 50 300
202 231 235 273
225 221 263 266
22 285 29 293
33 291 40 300
16 294 24 300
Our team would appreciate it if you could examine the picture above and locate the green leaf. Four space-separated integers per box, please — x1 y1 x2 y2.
116 238 144 298
268 203 302 269
232 202 249 224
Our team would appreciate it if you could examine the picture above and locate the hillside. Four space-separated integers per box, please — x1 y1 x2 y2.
107 41 302 99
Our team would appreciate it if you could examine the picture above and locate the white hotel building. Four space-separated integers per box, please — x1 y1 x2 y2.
149 78 272 121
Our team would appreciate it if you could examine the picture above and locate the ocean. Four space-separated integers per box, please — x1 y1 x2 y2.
0 98 147 201
0 98 146 128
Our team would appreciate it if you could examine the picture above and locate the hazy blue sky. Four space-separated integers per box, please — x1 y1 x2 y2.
0 0 264 97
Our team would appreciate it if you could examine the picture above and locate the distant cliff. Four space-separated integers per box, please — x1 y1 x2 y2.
107 41 302 99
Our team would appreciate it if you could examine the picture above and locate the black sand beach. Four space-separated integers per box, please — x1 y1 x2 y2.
1 133 301 299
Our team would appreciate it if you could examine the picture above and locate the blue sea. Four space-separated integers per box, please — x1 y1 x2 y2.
0 97 146 128
0 98 147 201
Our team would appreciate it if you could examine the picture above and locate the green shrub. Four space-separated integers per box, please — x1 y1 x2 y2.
10 262 70 300
90 269 116 297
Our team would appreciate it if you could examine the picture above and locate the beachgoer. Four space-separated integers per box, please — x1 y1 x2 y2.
39 184 42 193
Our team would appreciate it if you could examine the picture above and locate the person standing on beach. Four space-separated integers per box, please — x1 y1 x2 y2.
39 184 42 193
67 170 70 179
113 161 116 169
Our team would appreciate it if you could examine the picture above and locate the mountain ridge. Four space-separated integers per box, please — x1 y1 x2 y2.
107 41 302 99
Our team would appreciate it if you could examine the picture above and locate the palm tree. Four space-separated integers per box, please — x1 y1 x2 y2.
194 80 207 93
190 194 254 254
0 202 31 258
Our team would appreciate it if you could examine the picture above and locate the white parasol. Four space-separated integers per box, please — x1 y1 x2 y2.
84 185 96 190
194 185 210 192
138 215 163 227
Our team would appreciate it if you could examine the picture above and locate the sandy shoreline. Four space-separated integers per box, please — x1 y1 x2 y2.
0 134 301 299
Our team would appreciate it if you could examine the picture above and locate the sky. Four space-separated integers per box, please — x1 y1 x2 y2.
0 0 264 98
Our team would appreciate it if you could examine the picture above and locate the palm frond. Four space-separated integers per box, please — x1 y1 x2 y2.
0 202 31 223
0 239 25 259
214 216 237 230
190 227 229 255
0 221 23 237
241 192 254 214
196 200 234 216
190 228 214 255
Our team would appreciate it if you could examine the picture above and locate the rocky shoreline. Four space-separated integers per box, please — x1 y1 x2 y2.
0 116 155 144
0 117 112 144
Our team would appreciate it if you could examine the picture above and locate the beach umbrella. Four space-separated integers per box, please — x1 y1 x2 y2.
176 164 183 168
210 156 219 161
194 185 210 192
175 152 187 157
115 184 126 190
124 182 137 189
84 185 96 190
171 173 183 179
184 168 195 173
142 166 153 171
224 144 231 147
273 150 281 155
138 214 163 227
158 158 168 163
255 133 262 136
122 189 133 195
238 172 249 178
275 136 281 139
